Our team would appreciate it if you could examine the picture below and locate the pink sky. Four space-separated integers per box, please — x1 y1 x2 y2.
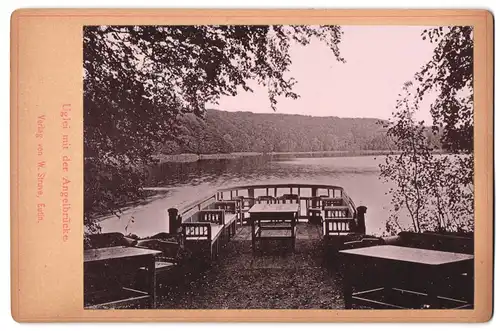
208 26 437 123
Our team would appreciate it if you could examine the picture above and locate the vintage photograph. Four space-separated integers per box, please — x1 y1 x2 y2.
83 25 474 310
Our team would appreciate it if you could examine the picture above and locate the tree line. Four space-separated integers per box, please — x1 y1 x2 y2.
160 109 441 155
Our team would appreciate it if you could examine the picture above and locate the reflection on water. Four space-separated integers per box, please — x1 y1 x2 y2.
100 155 407 238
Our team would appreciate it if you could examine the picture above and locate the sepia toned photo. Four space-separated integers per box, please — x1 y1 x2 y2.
83 24 474 310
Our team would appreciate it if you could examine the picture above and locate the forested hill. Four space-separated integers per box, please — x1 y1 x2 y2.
160 109 427 154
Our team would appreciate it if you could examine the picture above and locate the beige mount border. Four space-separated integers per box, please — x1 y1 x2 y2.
10 9 493 322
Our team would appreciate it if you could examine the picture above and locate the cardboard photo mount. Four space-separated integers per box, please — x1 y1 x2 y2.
10 8 493 322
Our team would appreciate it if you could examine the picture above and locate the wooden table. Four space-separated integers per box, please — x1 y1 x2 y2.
248 203 299 253
84 246 161 309
339 245 474 309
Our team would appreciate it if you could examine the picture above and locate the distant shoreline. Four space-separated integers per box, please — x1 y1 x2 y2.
155 150 447 163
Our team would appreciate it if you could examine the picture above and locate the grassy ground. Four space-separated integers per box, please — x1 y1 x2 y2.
155 238 346 309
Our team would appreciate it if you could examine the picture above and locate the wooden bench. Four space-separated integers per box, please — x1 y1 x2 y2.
181 209 225 260
214 201 239 241
323 207 356 237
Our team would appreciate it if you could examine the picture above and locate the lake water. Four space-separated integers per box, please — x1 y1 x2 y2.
99 155 410 238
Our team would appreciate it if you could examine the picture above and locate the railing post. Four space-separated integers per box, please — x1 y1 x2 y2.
356 206 367 234
168 208 180 234
249 188 255 207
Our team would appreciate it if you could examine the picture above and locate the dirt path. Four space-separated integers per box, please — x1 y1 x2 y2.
156 236 346 309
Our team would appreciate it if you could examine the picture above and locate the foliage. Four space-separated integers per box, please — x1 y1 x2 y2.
381 26 474 234
380 83 473 234
416 26 473 154
160 109 397 154
84 25 344 236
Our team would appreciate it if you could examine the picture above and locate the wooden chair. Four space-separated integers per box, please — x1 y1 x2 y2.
255 196 279 224
321 197 344 208
256 195 277 204
307 196 322 224
279 193 300 204
135 238 181 290
233 195 245 225
235 195 251 209
277 194 300 224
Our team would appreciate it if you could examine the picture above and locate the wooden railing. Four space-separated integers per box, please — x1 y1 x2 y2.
168 183 363 239
176 194 217 223
213 183 357 222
